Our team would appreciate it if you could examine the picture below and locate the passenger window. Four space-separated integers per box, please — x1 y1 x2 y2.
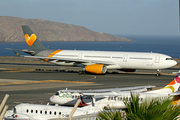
139 98 143 101
59 112 61 115
108 97 110 100
40 110 42 114
50 111 52 115
120 97 122 101
36 110 38 113
45 111 47 114
54 111 56 115
26 109 28 113
31 110 33 113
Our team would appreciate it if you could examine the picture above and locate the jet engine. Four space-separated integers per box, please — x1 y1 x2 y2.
84 64 107 74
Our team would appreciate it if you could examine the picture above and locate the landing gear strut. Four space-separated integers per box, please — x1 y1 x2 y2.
78 71 86 75
156 69 161 77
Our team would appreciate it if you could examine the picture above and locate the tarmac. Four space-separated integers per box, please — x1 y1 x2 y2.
0 57 179 109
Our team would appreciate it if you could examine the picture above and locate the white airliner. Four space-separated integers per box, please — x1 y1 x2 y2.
49 85 155 107
4 102 102 120
4 72 180 120
8 25 177 76
49 72 180 109
52 72 180 109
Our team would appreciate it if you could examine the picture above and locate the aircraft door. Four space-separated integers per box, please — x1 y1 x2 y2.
155 55 160 63
78 53 83 59
123 54 128 62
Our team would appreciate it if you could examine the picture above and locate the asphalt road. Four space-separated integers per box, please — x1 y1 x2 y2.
0 62 178 109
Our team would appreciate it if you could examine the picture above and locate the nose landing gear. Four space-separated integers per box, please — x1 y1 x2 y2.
157 69 161 77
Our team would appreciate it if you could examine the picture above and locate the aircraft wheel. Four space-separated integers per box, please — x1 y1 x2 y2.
78 71 83 75
156 73 161 77
156 69 161 77
78 71 86 75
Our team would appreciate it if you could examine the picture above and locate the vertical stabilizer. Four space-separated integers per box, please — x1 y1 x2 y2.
147 73 180 94
163 73 180 93
21 25 48 55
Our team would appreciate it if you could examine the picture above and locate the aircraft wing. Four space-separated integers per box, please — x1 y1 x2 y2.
93 95 119 99
115 85 156 92
22 55 115 65
59 85 156 95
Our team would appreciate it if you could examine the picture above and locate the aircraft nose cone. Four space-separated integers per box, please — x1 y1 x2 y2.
49 95 55 102
173 60 177 66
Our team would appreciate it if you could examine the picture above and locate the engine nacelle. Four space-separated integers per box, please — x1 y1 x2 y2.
84 64 107 74
118 69 136 72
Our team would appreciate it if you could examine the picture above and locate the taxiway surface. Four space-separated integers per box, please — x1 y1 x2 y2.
0 62 178 109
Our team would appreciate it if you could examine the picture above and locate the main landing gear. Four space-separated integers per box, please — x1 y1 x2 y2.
78 71 86 75
156 69 161 77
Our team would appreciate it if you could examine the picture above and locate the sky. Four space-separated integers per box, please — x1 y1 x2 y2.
0 0 179 36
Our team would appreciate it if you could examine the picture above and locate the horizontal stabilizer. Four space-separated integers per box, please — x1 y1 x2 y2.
170 91 180 96
6 48 35 55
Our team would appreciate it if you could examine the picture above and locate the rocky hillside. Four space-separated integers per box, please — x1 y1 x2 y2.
0 16 131 42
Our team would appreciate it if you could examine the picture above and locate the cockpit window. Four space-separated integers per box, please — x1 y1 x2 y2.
55 92 59 95
166 58 173 60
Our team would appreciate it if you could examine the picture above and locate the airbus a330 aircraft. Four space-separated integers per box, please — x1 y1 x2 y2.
51 72 180 109
4 72 180 120
8 25 177 76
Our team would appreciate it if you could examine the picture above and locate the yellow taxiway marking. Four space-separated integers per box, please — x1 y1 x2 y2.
0 80 95 86
3 71 31 73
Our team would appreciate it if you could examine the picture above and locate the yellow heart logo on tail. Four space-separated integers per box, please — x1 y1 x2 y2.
24 34 37 46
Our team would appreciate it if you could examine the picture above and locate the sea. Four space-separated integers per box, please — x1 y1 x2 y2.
0 35 180 58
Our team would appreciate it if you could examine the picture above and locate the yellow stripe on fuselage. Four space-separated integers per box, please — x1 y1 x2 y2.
163 86 175 93
45 50 63 61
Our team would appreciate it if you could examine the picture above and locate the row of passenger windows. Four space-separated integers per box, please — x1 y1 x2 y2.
26 109 61 116
108 97 143 102
108 96 168 101
54 54 159 60
130 57 152 60
84 56 111 58
72 95 92 99
56 55 78 57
